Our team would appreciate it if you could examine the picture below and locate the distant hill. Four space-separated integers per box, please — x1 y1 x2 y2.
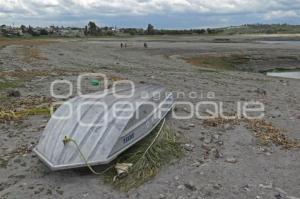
217 24 300 35
1 23 300 38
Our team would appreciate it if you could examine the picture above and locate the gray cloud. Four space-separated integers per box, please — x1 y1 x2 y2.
0 0 299 27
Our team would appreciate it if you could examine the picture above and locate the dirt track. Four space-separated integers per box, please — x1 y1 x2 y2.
0 35 300 198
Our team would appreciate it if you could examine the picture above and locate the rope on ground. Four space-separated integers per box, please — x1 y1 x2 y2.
141 118 166 159
62 118 166 175
62 136 113 175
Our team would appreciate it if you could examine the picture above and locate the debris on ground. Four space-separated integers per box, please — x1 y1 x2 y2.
105 124 183 191
113 163 133 181
7 90 21 97
0 95 52 122
203 117 300 150
90 79 101 86
184 181 197 191
183 143 195 151
225 157 238 163
247 119 300 149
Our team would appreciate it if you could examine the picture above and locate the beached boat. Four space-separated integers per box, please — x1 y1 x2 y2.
34 84 174 170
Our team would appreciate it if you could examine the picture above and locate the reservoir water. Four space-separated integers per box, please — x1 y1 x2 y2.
267 71 300 79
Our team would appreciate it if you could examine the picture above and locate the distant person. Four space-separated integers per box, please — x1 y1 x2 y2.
144 42 148 48
120 43 123 48
125 43 127 48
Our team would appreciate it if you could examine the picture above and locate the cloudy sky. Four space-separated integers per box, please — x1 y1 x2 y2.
0 0 300 28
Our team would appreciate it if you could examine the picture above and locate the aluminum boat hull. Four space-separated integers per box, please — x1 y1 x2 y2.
34 84 174 170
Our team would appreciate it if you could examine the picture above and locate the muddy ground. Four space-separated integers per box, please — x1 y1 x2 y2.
0 35 300 199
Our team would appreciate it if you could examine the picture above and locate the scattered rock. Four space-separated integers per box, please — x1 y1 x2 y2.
270 110 282 118
255 88 267 95
179 126 190 130
241 185 250 192
266 152 272 156
174 176 180 181
275 193 283 199
204 135 212 144
259 183 273 189
213 134 220 140
287 196 300 199
7 90 21 97
191 160 203 167
225 157 237 163
56 189 64 195
159 194 166 199
183 107 191 113
46 189 52 195
213 183 222 190
213 149 223 159
184 144 195 151
20 162 27 167
13 158 22 164
188 123 195 128
177 185 185 190
224 123 231 130
275 187 287 195
201 144 211 150
184 181 197 191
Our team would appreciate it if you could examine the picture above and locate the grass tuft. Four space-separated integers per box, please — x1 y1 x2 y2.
22 47 48 63
104 123 183 191
184 54 250 70
0 107 50 123
0 80 21 90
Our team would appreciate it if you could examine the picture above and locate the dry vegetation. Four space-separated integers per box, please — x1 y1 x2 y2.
0 107 51 123
22 47 48 63
0 38 54 47
0 96 53 123
184 54 250 70
203 117 300 149
104 124 183 191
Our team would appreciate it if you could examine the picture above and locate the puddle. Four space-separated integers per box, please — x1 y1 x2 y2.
267 71 300 79
260 41 300 45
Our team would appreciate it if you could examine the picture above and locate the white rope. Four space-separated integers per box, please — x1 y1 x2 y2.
142 118 166 158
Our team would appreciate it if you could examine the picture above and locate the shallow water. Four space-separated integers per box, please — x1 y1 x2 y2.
267 71 300 79
260 41 300 45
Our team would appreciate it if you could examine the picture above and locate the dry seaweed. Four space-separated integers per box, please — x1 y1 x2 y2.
247 119 300 149
104 123 183 191
0 107 51 122
203 117 300 149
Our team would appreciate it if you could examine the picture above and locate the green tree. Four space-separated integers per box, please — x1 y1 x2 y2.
20 25 27 33
88 21 97 34
146 24 155 35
